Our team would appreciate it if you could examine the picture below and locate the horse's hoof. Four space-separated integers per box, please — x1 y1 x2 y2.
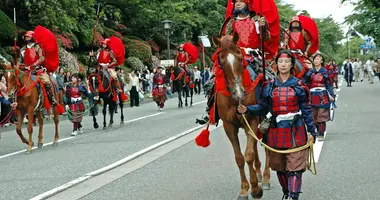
120 121 124 126
103 127 107 130
237 195 249 200
262 182 271 190
108 124 113 128
94 123 99 129
37 143 43 149
185 103 188 107
52 142 58 147
251 187 263 199
25 149 32 154
257 173 263 183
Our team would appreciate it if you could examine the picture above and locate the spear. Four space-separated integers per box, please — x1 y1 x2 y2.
88 3 101 76
259 0 266 81
13 7 18 65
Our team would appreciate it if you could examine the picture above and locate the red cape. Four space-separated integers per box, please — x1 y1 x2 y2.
34 26 59 72
108 36 125 66
183 42 199 64
298 15 319 55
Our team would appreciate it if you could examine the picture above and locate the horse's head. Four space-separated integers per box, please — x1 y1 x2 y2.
213 33 245 100
3 63 19 100
88 68 100 96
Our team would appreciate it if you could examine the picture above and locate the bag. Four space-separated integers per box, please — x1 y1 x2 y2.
138 91 144 101
259 112 273 134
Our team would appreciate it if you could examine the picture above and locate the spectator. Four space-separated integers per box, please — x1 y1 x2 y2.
128 71 140 107
193 66 201 94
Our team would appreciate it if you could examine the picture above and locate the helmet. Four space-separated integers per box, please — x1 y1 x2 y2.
24 31 35 38
178 44 184 49
290 16 300 23
233 0 249 3
101 38 111 46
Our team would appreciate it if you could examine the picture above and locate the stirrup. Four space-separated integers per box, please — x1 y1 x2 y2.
196 116 209 125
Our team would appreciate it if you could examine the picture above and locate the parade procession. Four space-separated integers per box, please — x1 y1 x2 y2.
0 0 380 199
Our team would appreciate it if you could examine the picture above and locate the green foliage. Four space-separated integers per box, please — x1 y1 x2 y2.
0 10 15 45
125 39 152 64
315 17 344 61
125 57 144 70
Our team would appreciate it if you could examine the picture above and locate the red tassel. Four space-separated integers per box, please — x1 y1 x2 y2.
56 104 65 115
120 93 128 102
195 124 211 148
112 89 118 102
42 87 51 110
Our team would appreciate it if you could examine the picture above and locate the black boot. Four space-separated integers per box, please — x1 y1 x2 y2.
46 87 57 106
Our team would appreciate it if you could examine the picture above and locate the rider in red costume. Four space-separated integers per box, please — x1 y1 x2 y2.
196 0 270 124
284 16 312 77
18 31 57 105
174 44 190 68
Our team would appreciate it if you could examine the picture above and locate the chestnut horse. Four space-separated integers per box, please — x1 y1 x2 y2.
213 33 271 199
3 64 60 153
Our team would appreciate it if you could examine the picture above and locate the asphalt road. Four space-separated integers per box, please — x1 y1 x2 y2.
0 93 207 200
3 76 380 200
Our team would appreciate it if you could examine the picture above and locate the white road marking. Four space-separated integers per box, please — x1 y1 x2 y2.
192 100 207 106
123 112 163 123
30 125 206 200
0 137 75 160
0 113 167 160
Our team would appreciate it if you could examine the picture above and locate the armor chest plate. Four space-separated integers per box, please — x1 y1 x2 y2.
232 18 260 49
155 75 164 85
289 31 305 51
24 47 39 66
98 50 111 63
310 73 326 88
272 86 299 116
70 87 81 98
177 53 187 62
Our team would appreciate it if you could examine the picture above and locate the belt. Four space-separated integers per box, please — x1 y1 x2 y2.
71 97 82 102
310 87 326 92
276 111 302 123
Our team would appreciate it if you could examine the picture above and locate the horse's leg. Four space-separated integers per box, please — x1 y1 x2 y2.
26 109 35 153
91 106 99 129
108 100 114 128
253 139 263 182
185 87 188 107
262 148 271 190
102 100 107 130
223 122 250 199
177 88 182 108
190 87 193 106
15 111 28 145
52 107 59 146
245 130 263 199
119 95 124 126
36 110 44 148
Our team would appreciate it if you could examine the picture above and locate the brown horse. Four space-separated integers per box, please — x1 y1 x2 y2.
212 33 270 199
3 64 60 153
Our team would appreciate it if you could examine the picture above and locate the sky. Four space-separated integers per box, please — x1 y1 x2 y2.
284 0 356 33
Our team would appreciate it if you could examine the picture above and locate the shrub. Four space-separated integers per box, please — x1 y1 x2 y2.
125 57 144 71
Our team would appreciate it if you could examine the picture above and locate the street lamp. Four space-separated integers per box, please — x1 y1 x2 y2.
162 19 173 60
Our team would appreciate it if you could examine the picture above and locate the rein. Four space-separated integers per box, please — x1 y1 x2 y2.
5 69 37 97
241 114 316 175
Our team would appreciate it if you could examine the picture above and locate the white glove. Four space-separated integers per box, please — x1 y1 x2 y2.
65 105 70 110
94 96 99 100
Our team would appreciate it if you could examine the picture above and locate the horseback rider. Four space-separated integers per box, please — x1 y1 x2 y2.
90 38 125 96
152 66 168 111
18 31 58 106
302 53 335 141
64 73 91 136
283 16 312 75
196 0 270 125
237 49 316 200
174 44 189 68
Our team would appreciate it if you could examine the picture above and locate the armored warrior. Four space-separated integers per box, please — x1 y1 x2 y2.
90 38 127 101
18 31 57 105
196 0 271 124
326 60 339 89
303 53 335 141
152 66 168 111
65 74 91 136
174 44 189 68
238 50 316 200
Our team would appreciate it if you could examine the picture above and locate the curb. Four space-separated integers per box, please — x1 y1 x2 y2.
30 124 205 200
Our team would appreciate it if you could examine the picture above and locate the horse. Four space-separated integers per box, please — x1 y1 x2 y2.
168 65 194 107
87 67 125 130
3 64 61 153
212 33 271 199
